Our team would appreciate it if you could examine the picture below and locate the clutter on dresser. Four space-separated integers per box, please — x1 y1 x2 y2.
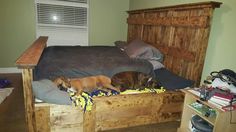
210 69 236 93
187 69 236 111
206 69 236 111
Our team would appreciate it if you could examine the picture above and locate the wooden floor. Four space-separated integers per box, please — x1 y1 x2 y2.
0 73 180 132
0 73 26 132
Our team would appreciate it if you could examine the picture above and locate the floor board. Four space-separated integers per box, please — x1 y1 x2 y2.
0 73 26 132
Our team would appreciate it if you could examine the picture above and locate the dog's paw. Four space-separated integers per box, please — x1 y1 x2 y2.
107 91 112 96
67 87 77 93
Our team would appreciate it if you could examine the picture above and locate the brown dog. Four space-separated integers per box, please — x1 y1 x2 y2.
111 71 157 91
53 75 120 96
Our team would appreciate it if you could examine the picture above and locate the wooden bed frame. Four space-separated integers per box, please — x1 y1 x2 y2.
16 1 221 132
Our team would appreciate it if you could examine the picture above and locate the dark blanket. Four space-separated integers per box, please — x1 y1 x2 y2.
154 68 194 90
34 46 154 80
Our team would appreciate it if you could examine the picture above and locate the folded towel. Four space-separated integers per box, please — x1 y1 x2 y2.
0 87 14 104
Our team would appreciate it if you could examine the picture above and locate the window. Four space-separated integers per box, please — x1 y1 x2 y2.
35 0 89 46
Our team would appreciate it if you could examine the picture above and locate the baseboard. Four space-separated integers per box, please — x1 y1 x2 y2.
0 67 21 74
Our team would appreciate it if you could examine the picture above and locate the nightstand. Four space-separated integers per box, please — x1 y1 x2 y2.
177 88 236 132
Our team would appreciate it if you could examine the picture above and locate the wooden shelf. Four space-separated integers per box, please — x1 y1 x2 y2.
183 89 225 112
187 104 216 126
178 88 236 132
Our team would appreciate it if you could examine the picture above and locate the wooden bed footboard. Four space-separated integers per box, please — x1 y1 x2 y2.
34 91 184 132
93 91 184 131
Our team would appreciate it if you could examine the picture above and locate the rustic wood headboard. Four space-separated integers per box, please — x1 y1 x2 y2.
127 1 222 85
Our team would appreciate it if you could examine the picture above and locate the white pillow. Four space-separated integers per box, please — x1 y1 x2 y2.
148 60 165 70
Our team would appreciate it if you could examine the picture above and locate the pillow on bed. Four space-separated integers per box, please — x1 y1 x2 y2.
32 79 71 105
154 68 194 90
114 40 127 51
148 60 165 70
125 39 164 63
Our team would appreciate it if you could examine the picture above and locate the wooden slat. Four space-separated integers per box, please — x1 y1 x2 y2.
127 1 222 14
83 104 96 132
94 92 184 131
16 36 48 68
35 104 84 132
158 45 196 62
22 69 36 132
35 106 50 132
127 16 209 28
50 104 83 132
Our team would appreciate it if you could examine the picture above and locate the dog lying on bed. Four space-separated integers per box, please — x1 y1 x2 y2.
111 71 158 92
53 75 120 96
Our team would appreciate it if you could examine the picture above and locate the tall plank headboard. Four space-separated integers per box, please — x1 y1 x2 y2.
127 1 222 85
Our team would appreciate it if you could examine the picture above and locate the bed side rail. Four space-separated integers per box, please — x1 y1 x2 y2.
16 36 48 68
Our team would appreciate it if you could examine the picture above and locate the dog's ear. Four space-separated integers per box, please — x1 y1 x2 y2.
147 77 153 83
59 76 65 80
61 76 70 82
57 78 64 85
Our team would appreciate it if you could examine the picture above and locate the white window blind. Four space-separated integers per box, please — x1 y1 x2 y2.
35 0 89 46
56 0 87 4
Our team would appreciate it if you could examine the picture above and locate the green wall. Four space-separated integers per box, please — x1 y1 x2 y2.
89 0 129 45
129 0 236 83
0 0 129 67
0 0 36 67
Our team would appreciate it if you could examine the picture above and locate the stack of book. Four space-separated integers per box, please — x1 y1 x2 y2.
208 92 236 111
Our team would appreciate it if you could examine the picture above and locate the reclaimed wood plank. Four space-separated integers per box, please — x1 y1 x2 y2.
22 69 36 132
50 104 83 131
83 103 96 132
94 92 184 131
127 16 209 28
35 104 84 132
35 106 50 132
16 36 48 68
127 1 222 14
